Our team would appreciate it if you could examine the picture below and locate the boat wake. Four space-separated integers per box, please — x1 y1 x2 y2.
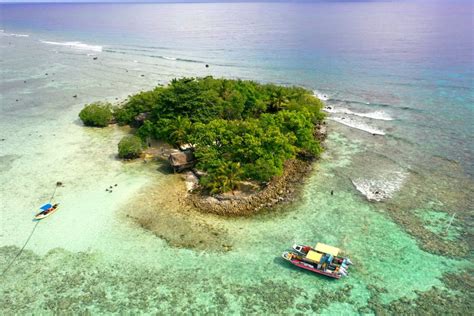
351 171 408 202
325 106 393 121
329 117 385 135
40 40 103 52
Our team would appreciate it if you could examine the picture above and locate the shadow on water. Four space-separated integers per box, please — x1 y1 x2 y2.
72 118 84 127
108 153 121 161
156 163 174 175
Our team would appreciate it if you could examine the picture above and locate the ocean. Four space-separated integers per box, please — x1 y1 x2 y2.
1 1 472 314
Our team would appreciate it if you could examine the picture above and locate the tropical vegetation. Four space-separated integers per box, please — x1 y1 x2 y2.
118 135 143 159
79 102 113 127
115 77 325 193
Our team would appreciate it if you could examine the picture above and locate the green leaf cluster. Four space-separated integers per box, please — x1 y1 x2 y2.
112 77 325 193
118 135 143 159
114 88 164 125
79 102 113 127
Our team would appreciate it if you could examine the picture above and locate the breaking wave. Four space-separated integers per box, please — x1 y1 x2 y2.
329 116 385 135
162 56 177 61
351 171 408 202
40 40 103 52
103 48 204 64
313 90 329 101
330 98 390 108
152 55 203 63
0 30 29 37
313 90 408 117
324 106 393 121
113 46 170 53
330 97 422 113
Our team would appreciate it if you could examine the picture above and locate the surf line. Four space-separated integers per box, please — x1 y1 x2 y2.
0 183 61 277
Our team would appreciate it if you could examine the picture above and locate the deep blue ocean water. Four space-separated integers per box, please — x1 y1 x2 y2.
1 1 472 175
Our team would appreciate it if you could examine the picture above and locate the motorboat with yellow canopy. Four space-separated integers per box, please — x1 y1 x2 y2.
282 242 352 279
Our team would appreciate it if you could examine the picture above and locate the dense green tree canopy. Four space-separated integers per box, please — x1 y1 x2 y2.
79 102 113 127
114 77 325 193
118 135 143 159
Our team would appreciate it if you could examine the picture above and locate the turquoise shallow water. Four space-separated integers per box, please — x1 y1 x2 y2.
1 1 473 313
0 132 467 314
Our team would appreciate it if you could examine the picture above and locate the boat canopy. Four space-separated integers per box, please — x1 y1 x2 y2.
306 250 323 263
40 203 52 211
315 243 340 256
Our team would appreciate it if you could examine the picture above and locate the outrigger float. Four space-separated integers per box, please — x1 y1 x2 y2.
282 242 352 279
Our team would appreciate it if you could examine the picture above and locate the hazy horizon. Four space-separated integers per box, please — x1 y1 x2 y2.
1 0 374 3
0 0 421 3
0 0 307 3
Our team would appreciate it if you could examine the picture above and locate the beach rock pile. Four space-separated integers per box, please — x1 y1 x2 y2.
183 171 199 192
315 122 327 142
187 159 313 216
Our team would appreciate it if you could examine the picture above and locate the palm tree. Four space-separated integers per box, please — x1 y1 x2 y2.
170 116 192 148
269 87 288 112
215 161 243 193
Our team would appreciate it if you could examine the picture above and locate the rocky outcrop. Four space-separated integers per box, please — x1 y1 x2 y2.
315 122 327 142
183 171 199 192
187 159 313 216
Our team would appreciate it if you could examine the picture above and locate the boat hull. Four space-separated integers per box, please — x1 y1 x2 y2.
34 205 59 220
288 258 341 279
282 251 342 279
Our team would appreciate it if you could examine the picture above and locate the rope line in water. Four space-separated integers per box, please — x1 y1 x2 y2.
0 221 40 277
1 184 60 278
49 185 58 203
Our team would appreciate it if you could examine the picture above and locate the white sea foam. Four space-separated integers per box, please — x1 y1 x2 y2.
313 90 329 101
0 30 29 37
329 116 385 135
352 171 408 202
324 106 393 121
162 56 177 61
40 40 103 52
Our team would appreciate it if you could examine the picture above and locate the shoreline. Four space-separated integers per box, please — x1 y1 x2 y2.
137 123 327 217
185 124 327 216
187 158 313 216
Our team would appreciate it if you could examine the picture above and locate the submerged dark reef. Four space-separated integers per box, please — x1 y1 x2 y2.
1 246 471 314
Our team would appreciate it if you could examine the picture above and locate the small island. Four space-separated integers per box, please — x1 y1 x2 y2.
79 77 326 215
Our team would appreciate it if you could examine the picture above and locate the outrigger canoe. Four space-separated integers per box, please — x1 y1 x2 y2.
282 242 352 279
34 203 59 220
